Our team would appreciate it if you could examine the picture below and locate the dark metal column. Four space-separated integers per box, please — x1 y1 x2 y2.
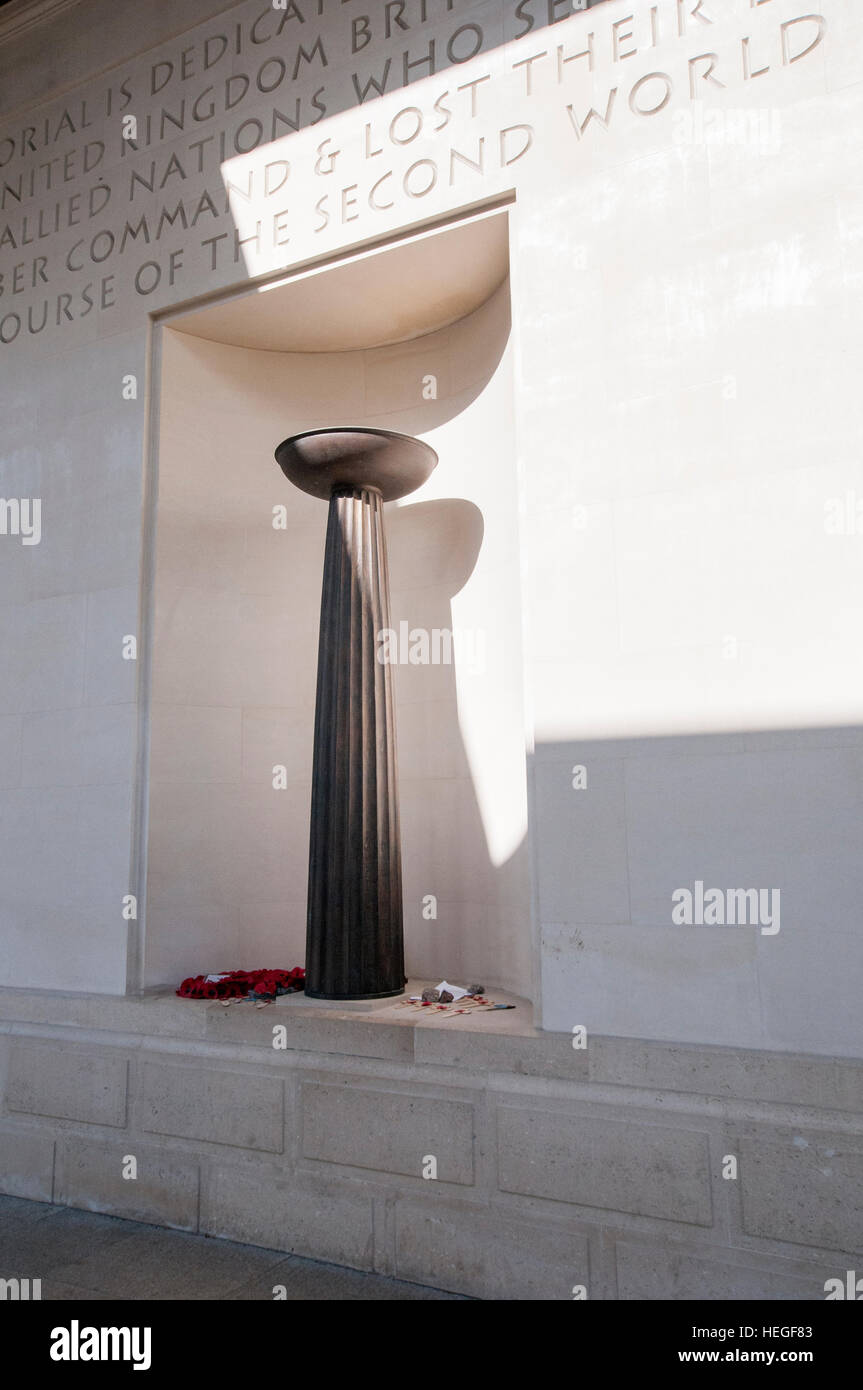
275 428 438 1000
306 485 402 997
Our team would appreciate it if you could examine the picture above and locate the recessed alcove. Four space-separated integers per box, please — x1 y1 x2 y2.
171 208 511 353
144 206 531 999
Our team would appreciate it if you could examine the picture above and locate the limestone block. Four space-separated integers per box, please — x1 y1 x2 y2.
139 1061 283 1152
415 1025 588 1082
0 1124 55 1200
533 756 630 924
738 1125 863 1253
0 715 22 790
148 703 242 784
395 1201 590 1300
0 990 208 1040
202 1162 374 1270
6 1043 127 1127
82 587 139 706
0 596 87 716
55 1136 198 1230
497 1105 712 1225
302 1082 474 1185
541 922 761 1050
205 1006 415 1062
21 705 136 789
589 1038 863 1113
616 1239 839 1301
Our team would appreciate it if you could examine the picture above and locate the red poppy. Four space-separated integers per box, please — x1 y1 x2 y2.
177 967 306 1001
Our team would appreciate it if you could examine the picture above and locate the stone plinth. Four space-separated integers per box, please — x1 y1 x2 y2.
0 988 859 1301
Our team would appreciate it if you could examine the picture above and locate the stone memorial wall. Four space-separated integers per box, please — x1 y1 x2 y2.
1 0 862 1301
0 0 860 1144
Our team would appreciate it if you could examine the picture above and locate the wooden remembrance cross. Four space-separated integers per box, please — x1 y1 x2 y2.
276 428 439 999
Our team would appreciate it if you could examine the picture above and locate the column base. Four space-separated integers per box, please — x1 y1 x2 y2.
302 985 406 1002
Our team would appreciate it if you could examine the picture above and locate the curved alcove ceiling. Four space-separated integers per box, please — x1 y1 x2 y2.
170 207 510 353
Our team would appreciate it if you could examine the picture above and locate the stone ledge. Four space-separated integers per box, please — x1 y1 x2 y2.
1 988 860 1114
415 1025 586 1081
205 1006 417 1062
589 1038 863 1114
0 989 210 1039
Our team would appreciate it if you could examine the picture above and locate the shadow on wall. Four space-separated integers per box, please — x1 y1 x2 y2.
387 497 525 989
145 280 532 999
532 726 863 1054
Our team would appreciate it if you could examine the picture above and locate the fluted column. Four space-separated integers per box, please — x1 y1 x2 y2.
275 427 438 1001
306 485 403 998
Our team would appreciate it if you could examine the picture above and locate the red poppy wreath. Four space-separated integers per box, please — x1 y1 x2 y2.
176 967 305 1002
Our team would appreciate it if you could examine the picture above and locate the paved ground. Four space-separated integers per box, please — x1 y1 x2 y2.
0 1195 466 1300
